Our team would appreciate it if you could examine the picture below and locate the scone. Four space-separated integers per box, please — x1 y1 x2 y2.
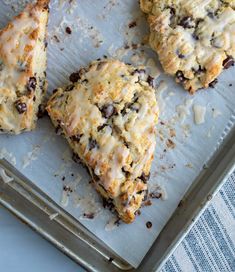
47 59 159 223
0 0 49 134
140 0 235 93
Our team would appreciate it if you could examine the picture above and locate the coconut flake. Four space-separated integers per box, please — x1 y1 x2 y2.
193 105 206 125
105 217 119 231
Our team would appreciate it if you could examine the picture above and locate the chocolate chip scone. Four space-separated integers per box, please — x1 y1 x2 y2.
140 0 235 93
47 59 159 223
0 0 49 134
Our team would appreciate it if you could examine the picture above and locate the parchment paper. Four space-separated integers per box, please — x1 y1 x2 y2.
0 0 234 267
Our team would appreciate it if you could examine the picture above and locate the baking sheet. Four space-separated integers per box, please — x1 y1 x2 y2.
0 0 235 268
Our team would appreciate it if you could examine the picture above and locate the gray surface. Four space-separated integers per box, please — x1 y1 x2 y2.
0 207 85 272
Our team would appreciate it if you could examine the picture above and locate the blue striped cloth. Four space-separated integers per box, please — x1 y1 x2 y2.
162 172 235 272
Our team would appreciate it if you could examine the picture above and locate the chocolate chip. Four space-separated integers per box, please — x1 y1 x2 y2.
147 75 154 87
176 71 187 83
132 43 138 50
121 167 130 177
15 101 27 114
69 72 81 83
131 68 146 78
88 138 99 150
177 50 185 59
128 21 137 28
103 198 115 211
101 104 116 119
209 78 218 88
135 210 141 216
192 33 199 40
97 124 109 132
150 191 162 199
223 56 234 69
143 189 148 201
97 61 107 70
71 134 83 143
37 104 46 118
207 11 215 19
194 66 206 76
63 185 73 193
72 152 82 164
65 26 72 34
27 77 37 93
83 213 94 219
82 79 89 84
65 84 74 92
179 16 194 28
139 172 150 183
146 221 152 229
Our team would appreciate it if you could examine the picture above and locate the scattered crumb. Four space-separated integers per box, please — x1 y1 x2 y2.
166 139 176 149
105 216 120 231
193 105 206 125
149 184 167 201
80 213 95 220
176 99 193 123
185 163 194 169
128 21 137 28
169 128 176 138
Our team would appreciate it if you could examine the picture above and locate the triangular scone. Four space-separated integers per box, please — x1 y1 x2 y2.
140 0 235 93
0 0 49 134
47 59 159 223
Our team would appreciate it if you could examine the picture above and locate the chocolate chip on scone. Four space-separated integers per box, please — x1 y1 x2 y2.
140 0 235 93
0 0 49 134
47 59 159 223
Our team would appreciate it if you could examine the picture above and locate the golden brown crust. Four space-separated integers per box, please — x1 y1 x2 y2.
0 0 49 134
141 0 235 93
47 59 159 223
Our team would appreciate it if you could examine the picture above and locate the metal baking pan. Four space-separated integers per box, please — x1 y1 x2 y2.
1 125 234 271
0 0 235 271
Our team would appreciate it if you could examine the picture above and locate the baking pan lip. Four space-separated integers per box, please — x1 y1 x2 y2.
0 127 234 271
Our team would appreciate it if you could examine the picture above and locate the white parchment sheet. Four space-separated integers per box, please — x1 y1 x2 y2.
0 1 235 267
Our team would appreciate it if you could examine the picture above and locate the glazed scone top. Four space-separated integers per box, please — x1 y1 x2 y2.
141 0 235 93
0 0 49 133
47 59 159 222
47 59 159 199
